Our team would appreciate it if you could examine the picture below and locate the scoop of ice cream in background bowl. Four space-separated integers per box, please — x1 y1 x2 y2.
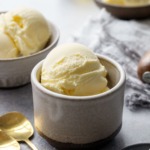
31 43 126 149
0 7 59 88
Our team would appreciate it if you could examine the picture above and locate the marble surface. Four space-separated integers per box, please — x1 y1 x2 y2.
0 0 150 150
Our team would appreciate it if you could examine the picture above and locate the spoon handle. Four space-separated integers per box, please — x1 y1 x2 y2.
24 139 38 150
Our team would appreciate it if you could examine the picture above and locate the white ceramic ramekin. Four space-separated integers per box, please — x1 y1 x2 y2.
31 54 126 149
0 21 59 88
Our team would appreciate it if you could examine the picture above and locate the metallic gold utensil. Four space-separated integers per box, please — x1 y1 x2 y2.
0 112 38 150
0 131 20 150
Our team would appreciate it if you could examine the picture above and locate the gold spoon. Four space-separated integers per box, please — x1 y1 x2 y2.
0 131 20 150
0 112 38 150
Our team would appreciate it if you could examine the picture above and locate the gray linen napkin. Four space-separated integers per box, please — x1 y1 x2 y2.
69 9 150 109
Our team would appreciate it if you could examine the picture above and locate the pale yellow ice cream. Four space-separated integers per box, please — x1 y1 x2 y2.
103 0 150 6
0 32 18 58
0 8 51 58
125 0 150 6
41 43 109 96
103 0 125 5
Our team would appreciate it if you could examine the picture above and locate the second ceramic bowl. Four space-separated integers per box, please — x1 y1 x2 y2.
0 21 59 88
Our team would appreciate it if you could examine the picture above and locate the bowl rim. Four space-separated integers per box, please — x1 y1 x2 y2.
31 53 126 101
95 0 150 9
0 20 60 62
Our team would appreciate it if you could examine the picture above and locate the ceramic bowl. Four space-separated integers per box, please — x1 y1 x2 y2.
31 54 126 149
0 21 59 88
94 0 150 19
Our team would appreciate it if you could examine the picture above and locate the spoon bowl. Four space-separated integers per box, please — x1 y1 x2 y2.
0 131 20 150
0 112 38 150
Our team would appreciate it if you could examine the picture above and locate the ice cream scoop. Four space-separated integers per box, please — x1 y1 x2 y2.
103 0 125 5
0 32 18 58
0 7 51 58
125 0 150 6
41 43 109 96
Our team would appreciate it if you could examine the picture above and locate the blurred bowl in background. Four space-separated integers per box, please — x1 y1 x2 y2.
94 0 150 20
